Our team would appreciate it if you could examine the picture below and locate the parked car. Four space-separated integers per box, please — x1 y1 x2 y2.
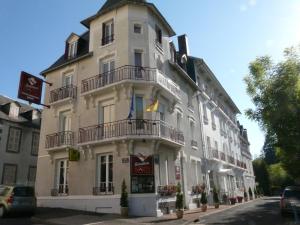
280 186 300 216
0 185 36 217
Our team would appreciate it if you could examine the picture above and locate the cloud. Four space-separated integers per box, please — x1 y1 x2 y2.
240 0 257 12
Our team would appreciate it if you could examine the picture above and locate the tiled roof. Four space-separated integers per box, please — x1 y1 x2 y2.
0 95 41 128
40 31 90 76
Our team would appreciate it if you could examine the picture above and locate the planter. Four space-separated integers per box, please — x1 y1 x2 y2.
121 207 128 217
229 198 236 205
237 196 243 203
201 204 207 212
176 210 184 219
214 203 220 209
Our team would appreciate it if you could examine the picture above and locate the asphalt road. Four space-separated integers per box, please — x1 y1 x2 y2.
196 197 298 225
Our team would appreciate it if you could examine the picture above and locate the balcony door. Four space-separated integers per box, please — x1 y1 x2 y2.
56 159 69 195
134 51 143 79
101 60 115 85
59 110 72 145
98 103 115 138
63 73 73 87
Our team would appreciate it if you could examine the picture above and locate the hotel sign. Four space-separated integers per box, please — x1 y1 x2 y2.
18 71 43 104
131 154 154 176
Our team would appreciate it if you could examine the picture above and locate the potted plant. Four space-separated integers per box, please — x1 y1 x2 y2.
213 188 220 208
120 179 128 217
175 183 184 219
244 191 248 202
200 192 208 211
229 197 236 205
249 187 253 200
237 196 243 203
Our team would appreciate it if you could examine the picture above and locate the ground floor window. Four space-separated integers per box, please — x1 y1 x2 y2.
131 176 155 193
2 164 17 185
56 159 69 195
96 154 113 194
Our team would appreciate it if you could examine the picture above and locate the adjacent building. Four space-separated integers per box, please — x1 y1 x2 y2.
35 0 255 216
0 95 41 187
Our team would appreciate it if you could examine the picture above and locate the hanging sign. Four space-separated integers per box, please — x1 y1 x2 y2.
18 71 43 104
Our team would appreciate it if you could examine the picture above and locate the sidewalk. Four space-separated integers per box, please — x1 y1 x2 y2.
32 199 258 225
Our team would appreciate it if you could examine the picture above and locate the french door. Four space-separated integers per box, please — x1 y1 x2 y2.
56 159 69 194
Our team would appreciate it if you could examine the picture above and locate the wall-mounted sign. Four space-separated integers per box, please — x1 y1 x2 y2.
131 154 154 176
18 71 43 104
69 148 80 161
175 166 181 180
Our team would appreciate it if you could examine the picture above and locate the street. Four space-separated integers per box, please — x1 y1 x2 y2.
0 197 298 225
196 197 297 225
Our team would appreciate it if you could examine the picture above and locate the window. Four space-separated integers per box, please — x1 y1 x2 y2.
2 164 17 185
134 24 142 34
59 110 71 132
10 104 20 117
206 136 211 154
131 176 155 193
28 166 37 183
165 159 169 185
63 73 73 87
31 132 40 156
96 154 113 193
56 159 69 195
155 25 162 46
68 41 77 59
190 121 195 140
203 104 208 124
98 103 116 138
135 96 144 120
7 127 22 153
211 111 216 129
134 51 143 78
101 59 115 84
176 112 182 130
102 20 114 45
214 141 218 151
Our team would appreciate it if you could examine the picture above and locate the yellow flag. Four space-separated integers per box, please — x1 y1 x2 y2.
146 99 159 112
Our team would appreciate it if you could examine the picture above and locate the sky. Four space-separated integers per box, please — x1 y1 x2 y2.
0 0 299 158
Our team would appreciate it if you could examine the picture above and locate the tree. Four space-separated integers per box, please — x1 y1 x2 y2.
245 46 300 180
253 158 271 195
262 133 278 165
268 163 294 193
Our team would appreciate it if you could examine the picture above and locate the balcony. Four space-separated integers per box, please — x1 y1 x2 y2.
45 131 74 151
191 140 198 148
212 149 219 159
78 119 184 147
93 182 114 195
49 85 77 104
81 65 180 102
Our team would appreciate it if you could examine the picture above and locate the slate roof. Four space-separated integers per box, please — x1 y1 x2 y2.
40 31 91 76
0 95 41 128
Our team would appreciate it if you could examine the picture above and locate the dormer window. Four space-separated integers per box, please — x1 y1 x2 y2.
9 102 20 118
102 20 114 46
155 25 162 46
68 41 78 59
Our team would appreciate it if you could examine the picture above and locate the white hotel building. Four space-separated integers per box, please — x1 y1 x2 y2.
35 0 255 216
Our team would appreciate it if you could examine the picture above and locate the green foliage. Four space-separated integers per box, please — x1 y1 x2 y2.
245 46 300 179
262 133 278 165
253 158 271 195
268 163 294 191
120 179 128 207
200 192 208 205
213 188 219 204
175 183 183 210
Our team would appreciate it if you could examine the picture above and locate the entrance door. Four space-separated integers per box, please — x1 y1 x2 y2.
56 159 69 194
97 154 113 193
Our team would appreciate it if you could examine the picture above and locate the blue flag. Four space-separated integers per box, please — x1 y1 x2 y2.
127 89 134 119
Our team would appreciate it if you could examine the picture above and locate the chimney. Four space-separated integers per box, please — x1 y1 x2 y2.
178 34 190 56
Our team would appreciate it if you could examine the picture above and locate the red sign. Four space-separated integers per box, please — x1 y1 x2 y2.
18 71 43 104
131 154 154 176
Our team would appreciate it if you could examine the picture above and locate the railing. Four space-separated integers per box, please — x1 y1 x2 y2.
212 149 219 159
93 182 114 195
220 152 226 161
191 140 198 148
78 119 184 145
228 155 235 165
81 65 180 99
51 185 69 196
49 85 77 103
45 131 74 149
102 34 114 45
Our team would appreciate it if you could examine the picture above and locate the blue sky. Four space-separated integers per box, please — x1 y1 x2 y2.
0 0 299 157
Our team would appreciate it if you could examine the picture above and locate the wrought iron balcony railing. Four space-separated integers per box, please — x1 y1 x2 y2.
49 85 77 103
45 131 74 149
93 182 114 195
78 119 184 146
81 65 180 99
